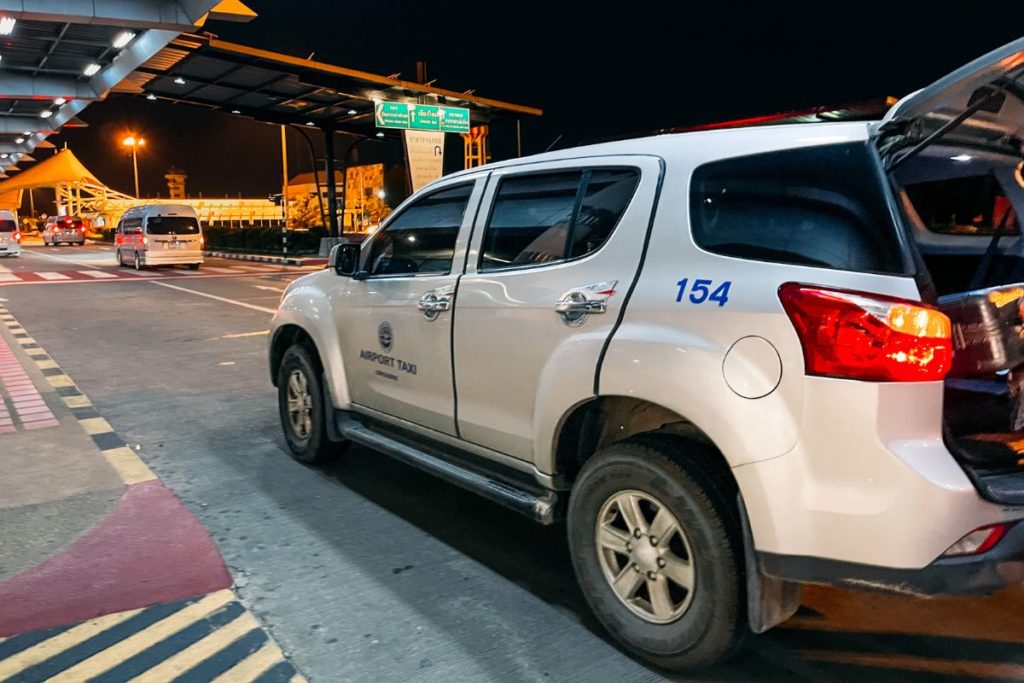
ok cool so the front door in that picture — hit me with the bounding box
[453,158,660,460]
[333,178,483,436]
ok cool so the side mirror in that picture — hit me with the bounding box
[332,242,364,278]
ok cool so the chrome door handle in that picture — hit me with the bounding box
[553,299,607,314]
[417,285,455,321]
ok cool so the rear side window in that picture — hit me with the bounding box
[0,220,15,232]
[480,168,639,271]
[904,173,1020,236]
[146,216,199,235]
[689,143,908,274]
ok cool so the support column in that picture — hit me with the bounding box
[323,127,339,238]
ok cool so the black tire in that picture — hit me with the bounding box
[134,251,142,271]
[567,434,746,670]
[117,249,126,267]
[277,344,340,464]
[187,263,200,270]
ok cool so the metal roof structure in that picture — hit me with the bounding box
[0,1,253,175]
[112,33,543,135]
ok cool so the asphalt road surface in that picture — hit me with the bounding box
[3,243,1023,682]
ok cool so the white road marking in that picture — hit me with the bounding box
[197,267,239,273]
[0,264,10,272]
[218,361,236,366]
[253,285,285,293]
[0,273,20,282]
[78,270,118,279]
[150,281,277,314]
[36,272,71,280]
[23,248,113,267]
[211,330,270,340]
[120,269,161,276]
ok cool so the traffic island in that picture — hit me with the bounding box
[0,306,304,680]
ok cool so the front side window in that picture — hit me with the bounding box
[480,168,639,271]
[690,143,908,274]
[366,184,472,276]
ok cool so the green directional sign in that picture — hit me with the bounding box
[375,101,471,133]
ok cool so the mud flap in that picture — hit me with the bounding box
[738,494,803,633]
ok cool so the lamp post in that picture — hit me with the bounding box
[122,135,145,198]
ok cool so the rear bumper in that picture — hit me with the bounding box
[0,243,19,254]
[46,234,84,243]
[144,251,203,265]
[760,520,1024,596]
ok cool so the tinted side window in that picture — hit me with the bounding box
[366,184,472,276]
[481,172,581,270]
[571,169,639,258]
[690,143,908,274]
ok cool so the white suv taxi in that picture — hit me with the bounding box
[270,39,1024,669]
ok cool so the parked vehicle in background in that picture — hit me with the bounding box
[42,215,86,246]
[115,204,204,271]
[0,210,20,257]
[270,37,1024,670]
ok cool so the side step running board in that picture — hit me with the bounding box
[336,414,561,524]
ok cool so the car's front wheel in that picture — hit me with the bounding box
[568,435,746,670]
[277,344,342,464]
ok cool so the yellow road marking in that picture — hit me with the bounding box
[291,674,308,683]
[45,590,235,683]
[128,611,260,683]
[34,359,58,370]
[24,348,47,357]
[45,375,73,388]
[62,395,92,409]
[214,330,269,340]
[0,609,143,679]
[16,337,35,345]
[210,641,284,683]
[102,447,157,485]
[78,417,113,435]
[801,650,1024,679]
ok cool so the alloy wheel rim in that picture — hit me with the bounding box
[286,369,313,440]
[595,489,696,624]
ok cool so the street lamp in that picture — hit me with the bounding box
[122,135,145,198]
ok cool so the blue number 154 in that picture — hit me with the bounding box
[676,278,731,307]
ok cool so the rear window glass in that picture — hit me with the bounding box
[0,220,15,232]
[146,216,200,235]
[690,142,908,274]
[904,174,1020,236]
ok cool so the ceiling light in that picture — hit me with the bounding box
[83,63,101,77]
[146,93,157,101]
[951,154,974,162]
[1,154,9,160]
[22,131,30,136]
[14,137,23,144]
[0,55,4,63]
[112,31,135,49]
[347,109,357,115]
[305,121,315,126]
[0,17,15,35]
[375,132,384,138]
[39,109,53,119]
[173,76,185,85]
[53,97,66,106]
[231,109,240,114]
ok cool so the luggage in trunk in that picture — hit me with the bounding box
[938,284,1024,377]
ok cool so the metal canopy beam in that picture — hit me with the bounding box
[0,0,215,31]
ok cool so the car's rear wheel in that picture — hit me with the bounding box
[567,435,746,670]
[134,251,143,271]
[117,249,126,267]
[277,344,342,464]
[187,263,200,270]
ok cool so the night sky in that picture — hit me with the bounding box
[49,2,1024,203]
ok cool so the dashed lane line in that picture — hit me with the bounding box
[149,281,277,314]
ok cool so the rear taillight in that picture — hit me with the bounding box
[778,283,952,382]
[942,522,1012,557]
[78,226,85,233]
[13,231,19,241]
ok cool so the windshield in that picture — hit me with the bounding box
[0,220,15,232]
[146,216,200,235]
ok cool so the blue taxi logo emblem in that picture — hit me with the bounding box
[378,321,393,352]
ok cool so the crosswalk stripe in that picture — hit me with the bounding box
[127,611,261,683]
[44,590,235,682]
[36,272,71,280]
[77,270,118,279]
[0,609,143,679]
[0,273,20,282]
[209,640,285,682]
[120,270,162,277]
[200,267,240,273]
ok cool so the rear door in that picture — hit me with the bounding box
[332,176,485,435]
[145,214,202,254]
[453,157,660,460]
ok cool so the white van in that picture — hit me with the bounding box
[115,204,204,270]
[0,210,19,257]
